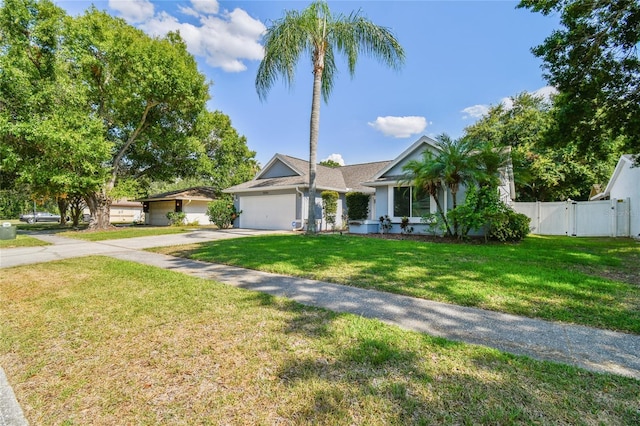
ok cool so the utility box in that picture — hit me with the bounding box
[0,222,16,240]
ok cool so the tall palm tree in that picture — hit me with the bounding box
[255,0,404,233]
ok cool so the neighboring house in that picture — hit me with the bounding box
[223,154,390,230]
[136,187,217,226]
[82,199,143,223]
[224,135,516,233]
[590,154,640,238]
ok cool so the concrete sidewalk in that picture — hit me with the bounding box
[1,229,639,424]
[112,249,640,380]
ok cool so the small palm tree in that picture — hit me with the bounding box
[256,0,404,233]
[432,134,478,235]
[472,140,511,190]
[402,150,453,236]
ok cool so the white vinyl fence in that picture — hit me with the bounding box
[512,199,630,237]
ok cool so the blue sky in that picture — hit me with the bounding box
[56,0,560,167]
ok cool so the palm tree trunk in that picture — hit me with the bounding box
[430,191,453,236]
[451,188,459,237]
[307,50,325,234]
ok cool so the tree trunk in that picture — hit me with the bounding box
[85,191,112,230]
[430,189,453,236]
[69,194,85,227]
[451,187,459,237]
[307,49,325,234]
[57,197,69,226]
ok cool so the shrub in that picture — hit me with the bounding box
[447,186,497,238]
[400,216,413,234]
[346,192,369,220]
[379,215,392,233]
[321,191,339,230]
[166,211,186,226]
[207,196,240,229]
[448,185,530,242]
[489,209,531,242]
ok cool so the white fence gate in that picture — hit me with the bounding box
[512,199,630,237]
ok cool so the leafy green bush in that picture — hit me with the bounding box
[447,185,530,242]
[207,197,240,229]
[346,192,369,220]
[321,191,339,229]
[166,211,186,226]
[489,209,531,242]
[400,216,413,234]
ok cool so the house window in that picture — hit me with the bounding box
[393,186,430,218]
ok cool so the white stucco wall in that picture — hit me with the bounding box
[609,162,640,237]
[183,201,212,225]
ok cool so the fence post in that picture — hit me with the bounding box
[568,199,577,236]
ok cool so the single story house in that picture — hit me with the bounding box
[590,154,639,238]
[223,154,390,230]
[82,199,143,223]
[136,187,217,226]
[224,136,516,233]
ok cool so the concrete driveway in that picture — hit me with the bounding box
[0,228,290,269]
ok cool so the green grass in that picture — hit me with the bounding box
[152,234,640,334]
[58,226,192,241]
[0,234,50,248]
[1,257,638,424]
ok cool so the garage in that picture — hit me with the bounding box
[239,193,296,230]
[147,201,174,226]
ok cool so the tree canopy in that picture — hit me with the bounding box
[319,159,341,168]
[0,0,110,206]
[464,93,616,201]
[256,0,404,233]
[519,0,640,159]
[1,0,256,227]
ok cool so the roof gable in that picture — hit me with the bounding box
[591,154,638,200]
[373,135,440,179]
[256,154,305,179]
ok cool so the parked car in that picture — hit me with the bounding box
[19,211,62,224]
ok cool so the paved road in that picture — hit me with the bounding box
[1,229,639,424]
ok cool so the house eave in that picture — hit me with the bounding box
[224,184,350,194]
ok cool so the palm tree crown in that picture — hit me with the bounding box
[256,0,404,233]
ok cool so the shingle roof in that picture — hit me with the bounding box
[224,155,390,194]
[340,161,392,192]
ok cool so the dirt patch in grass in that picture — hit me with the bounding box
[349,232,503,244]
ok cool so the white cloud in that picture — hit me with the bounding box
[368,116,427,138]
[461,105,490,120]
[499,97,514,110]
[111,0,265,73]
[191,0,219,15]
[322,154,345,166]
[532,85,558,102]
[108,0,155,23]
[462,85,559,120]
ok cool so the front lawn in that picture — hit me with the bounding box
[152,234,640,334]
[1,257,637,424]
[58,226,192,241]
[0,234,50,248]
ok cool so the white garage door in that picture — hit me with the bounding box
[239,194,296,230]
[148,201,174,226]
